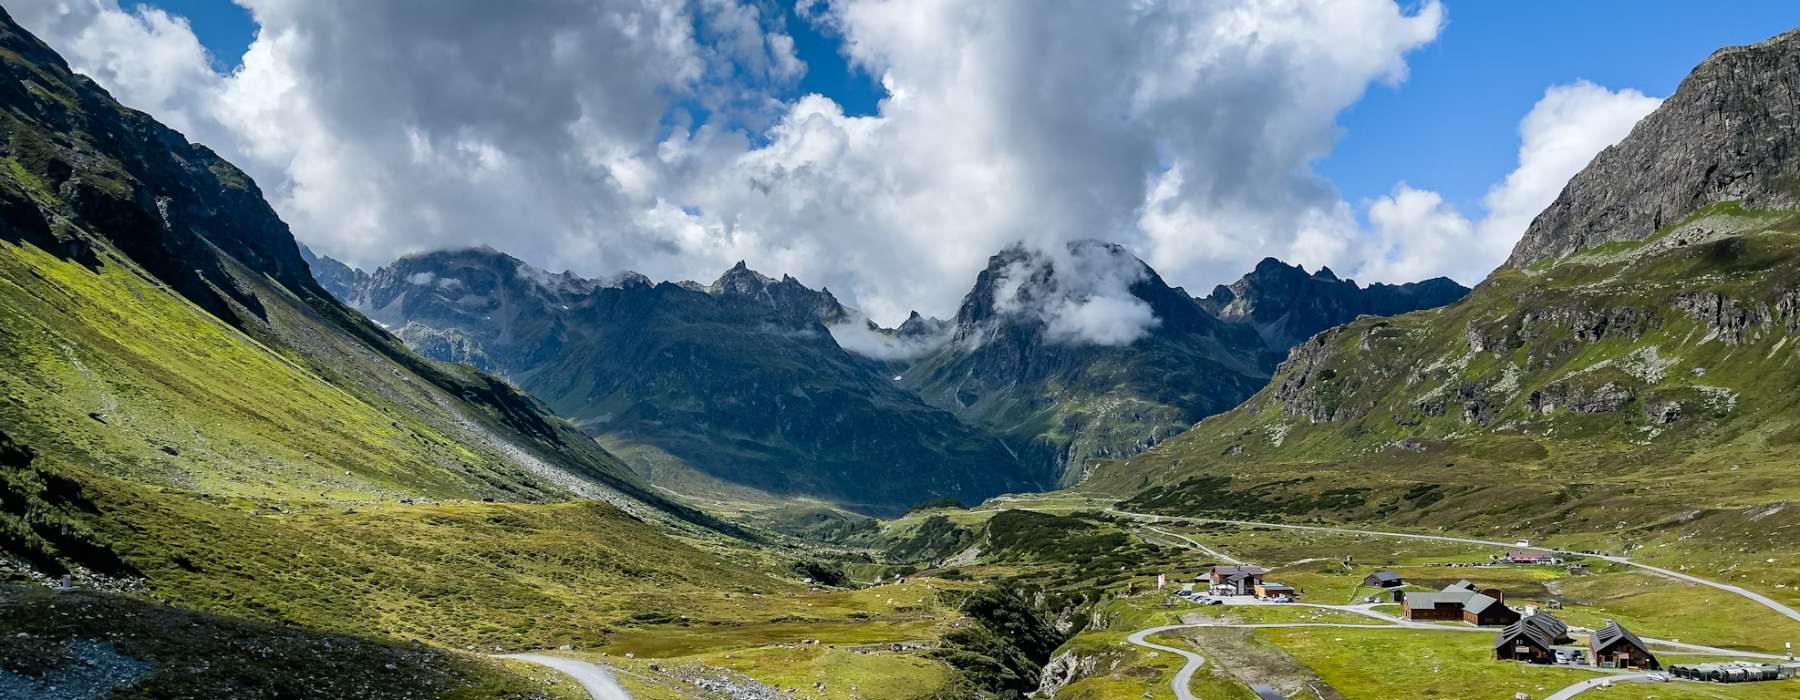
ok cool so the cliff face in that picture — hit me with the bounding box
[1508,28,1800,267]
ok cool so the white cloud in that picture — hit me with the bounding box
[7,0,226,141]
[825,319,949,361]
[24,0,1656,328]
[986,243,1160,346]
[1355,80,1661,284]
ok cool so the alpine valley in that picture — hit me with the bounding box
[3,4,1800,700]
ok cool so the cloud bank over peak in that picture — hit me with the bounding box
[10,1,1660,328]
[984,242,1160,347]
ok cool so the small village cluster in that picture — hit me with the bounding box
[1183,564,1800,683]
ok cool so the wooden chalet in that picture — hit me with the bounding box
[1401,582,1521,626]
[1591,620,1658,670]
[1362,570,1403,588]
[1208,565,1267,595]
[1493,613,1571,664]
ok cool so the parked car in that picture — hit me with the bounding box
[1203,599,1223,606]
[1645,674,1667,682]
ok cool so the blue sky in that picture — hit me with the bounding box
[1322,1,1800,214]
[142,0,1800,223]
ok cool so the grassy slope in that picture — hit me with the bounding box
[0,238,547,502]
[5,445,974,698]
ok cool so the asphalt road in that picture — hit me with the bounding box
[1542,672,1655,700]
[1124,625,1208,700]
[497,653,633,700]
[1144,524,1250,565]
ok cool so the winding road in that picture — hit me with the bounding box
[1143,524,1249,565]
[1107,508,1800,699]
[497,653,633,700]
[1126,625,1209,700]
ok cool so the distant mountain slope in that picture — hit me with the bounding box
[1198,257,1468,351]
[900,242,1277,485]
[332,247,1044,513]
[1089,26,1800,545]
[0,7,687,519]
[321,242,1469,502]
[899,243,1468,486]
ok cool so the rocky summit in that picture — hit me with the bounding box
[1198,257,1468,351]
[1507,27,1800,267]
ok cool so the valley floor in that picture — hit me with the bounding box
[982,498,1800,700]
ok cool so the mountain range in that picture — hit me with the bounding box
[309,240,1468,510]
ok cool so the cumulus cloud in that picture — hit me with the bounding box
[1356,81,1661,284]
[7,0,228,142]
[9,0,1466,329]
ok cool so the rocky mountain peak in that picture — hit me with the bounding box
[1199,257,1468,351]
[706,261,849,324]
[1507,26,1800,267]
[299,244,370,302]
[950,240,1181,334]
[895,310,949,340]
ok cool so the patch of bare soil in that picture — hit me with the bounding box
[1181,628,1347,700]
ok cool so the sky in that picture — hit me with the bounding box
[10,0,1800,343]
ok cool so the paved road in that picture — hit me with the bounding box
[1125,625,1207,700]
[497,653,633,700]
[1108,508,1800,625]
[1143,524,1250,565]
[1542,673,1655,700]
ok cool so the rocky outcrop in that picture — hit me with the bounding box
[1508,28,1800,266]
[1675,291,1774,344]
[1035,650,1106,698]
[395,322,495,373]
[1527,382,1634,415]
[1272,328,1347,423]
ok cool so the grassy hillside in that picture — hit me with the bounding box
[1087,204,1800,569]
